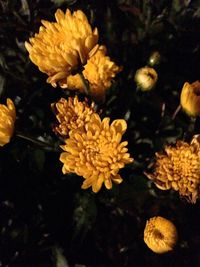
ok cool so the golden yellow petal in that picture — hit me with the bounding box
[112,174,123,184]
[92,176,104,193]
[111,119,127,134]
[104,178,112,189]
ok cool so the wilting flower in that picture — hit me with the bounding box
[60,113,133,192]
[52,96,95,137]
[144,216,178,254]
[180,81,200,116]
[61,46,122,101]
[145,135,200,203]
[0,99,16,147]
[25,9,99,87]
[134,66,158,91]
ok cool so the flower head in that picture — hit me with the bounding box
[61,46,122,101]
[144,216,178,254]
[134,66,158,91]
[0,99,16,147]
[25,9,99,87]
[180,81,200,116]
[53,96,95,137]
[60,113,133,192]
[145,135,200,203]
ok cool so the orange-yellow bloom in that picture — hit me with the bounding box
[52,96,95,137]
[60,113,133,192]
[0,99,16,147]
[144,216,178,254]
[145,135,200,203]
[180,81,200,116]
[61,46,122,101]
[25,9,99,87]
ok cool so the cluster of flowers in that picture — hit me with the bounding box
[0,8,200,198]
[0,9,133,193]
[0,7,200,255]
[25,9,122,102]
[53,96,133,192]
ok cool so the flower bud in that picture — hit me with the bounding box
[148,51,161,66]
[180,81,200,116]
[144,216,178,254]
[134,67,158,91]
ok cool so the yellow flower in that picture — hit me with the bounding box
[52,96,95,137]
[25,9,99,87]
[144,216,178,254]
[60,113,133,192]
[180,81,200,116]
[145,135,200,203]
[61,46,122,101]
[134,66,158,91]
[0,99,16,147]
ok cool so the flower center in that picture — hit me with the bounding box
[154,229,164,240]
[193,87,200,96]
[147,71,156,80]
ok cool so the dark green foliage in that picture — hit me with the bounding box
[0,0,200,266]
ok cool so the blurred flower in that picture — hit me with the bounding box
[144,216,178,254]
[61,46,122,101]
[60,113,133,192]
[180,81,200,116]
[0,99,16,147]
[145,135,200,203]
[134,66,158,91]
[25,9,99,87]
[148,51,161,66]
[52,96,95,137]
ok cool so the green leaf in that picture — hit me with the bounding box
[50,0,77,7]
[0,74,6,96]
[54,247,69,267]
[72,192,96,239]
[33,149,45,171]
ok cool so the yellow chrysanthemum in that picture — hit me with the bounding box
[144,216,178,254]
[60,113,133,192]
[134,66,158,91]
[52,96,95,137]
[61,46,122,101]
[0,99,16,147]
[180,81,200,116]
[25,9,99,87]
[146,135,200,203]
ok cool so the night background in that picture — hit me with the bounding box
[0,0,200,266]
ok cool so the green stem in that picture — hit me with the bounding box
[13,11,27,26]
[16,132,59,152]
[79,72,90,95]
[172,104,181,120]
[188,117,197,134]
[143,0,152,36]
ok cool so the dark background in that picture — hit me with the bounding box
[0,0,200,266]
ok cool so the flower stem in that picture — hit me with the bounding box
[172,104,181,120]
[79,72,90,95]
[188,117,197,134]
[16,132,59,152]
